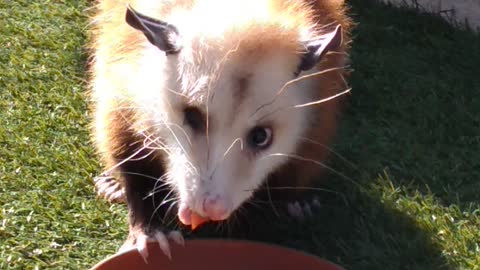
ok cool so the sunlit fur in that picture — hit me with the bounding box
[88,0,353,219]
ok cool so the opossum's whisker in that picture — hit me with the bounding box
[250,186,348,205]
[160,97,196,168]
[172,152,198,178]
[251,65,349,118]
[149,121,193,146]
[140,139,173,158]
[168,122,193,146]
[256,186,339,193]
[142,134,175,156]
[214,39,242,82]
[144,142,174,154]
[127,149,156,161]
[150,184,175,206]
[145,186,173,200]
[149,189,177,225]
[256,87,351,122]
[164,200,180,227]
[166,87,189,98]
[235,204,249,218]
[102,140,155,175]
[209,37,243,100]
[245,200,264,209]
[209,137,243,182]
[119,171,166,183]
[226,212,238,236]
[154,194,177,210]
[223,138,244,157]
[265,180,279,217]
[293,88,351,108]
[150,173,174,197]
[325,50,349,57]
[149,187,175,213]
[204,40,243,169]
[260,153,361,188]
[99,112,166,167]
[161,119,199,176]
[214,220,224,234]
[298,136,359,170]
[155,172,174,186]
[105,106,143,113]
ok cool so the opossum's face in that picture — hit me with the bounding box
[126,6,342,224]
[168,48,313,223]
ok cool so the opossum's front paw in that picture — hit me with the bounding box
[93,172,125,203]
[286,196,321,221]
[119,228,184,262]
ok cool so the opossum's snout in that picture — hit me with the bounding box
[178,193,232,226]
[201,194,231,220]
[174,152,252,226]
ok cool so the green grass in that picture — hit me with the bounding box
[1,0,479,269]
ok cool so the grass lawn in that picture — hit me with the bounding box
[1,0,479,269]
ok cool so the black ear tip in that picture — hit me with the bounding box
[122,4,182,54]
[296,23,345,73]
[125,3,134,17]
[125,4,139,28]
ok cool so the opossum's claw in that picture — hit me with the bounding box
[153,231,171,260]
[168,230,185,247]
[287,196,321,221]
[93,173,126,203]
[119,229,184,263]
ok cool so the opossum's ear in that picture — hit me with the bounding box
[297,24,343,73]
[125,4,182,54]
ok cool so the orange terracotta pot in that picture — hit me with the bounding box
[90,239,345,270]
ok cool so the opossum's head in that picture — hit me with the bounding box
[126,4,343,225]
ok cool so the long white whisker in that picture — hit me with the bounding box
[298,136,358,170]
[265,180,279,217]
[208,137,243,181]
[139,121,192,147]
[102,140,154,175]
[293,88,351,108]
[166,87,189,98]
[161,119,199,176]
[223,137,243,158]
[260,153,361,188]
[150,173,174,196]
[164,200,180,227]
[127,148,156,161]
[257,87,351,122]
[149,189,176,224]
[247,186,348,205]
[251,65,349,118]
[142,135,175,156]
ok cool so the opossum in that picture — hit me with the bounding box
[87,0,352,261]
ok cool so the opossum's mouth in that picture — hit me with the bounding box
[177,200,231,230]
[177,203,210,230]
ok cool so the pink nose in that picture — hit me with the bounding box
[203,195,229,221]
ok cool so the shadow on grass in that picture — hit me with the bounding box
[183,1,480,269]
[339,0,480,207]
[186,179,452,270]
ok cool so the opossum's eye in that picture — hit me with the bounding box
[247,126,273,150]
[296,24,343,74]
[183,106,205,132]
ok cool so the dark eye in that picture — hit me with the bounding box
[247,126,273,150]
[183,106,204,132]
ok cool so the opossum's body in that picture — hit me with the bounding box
[88,0,352,260]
